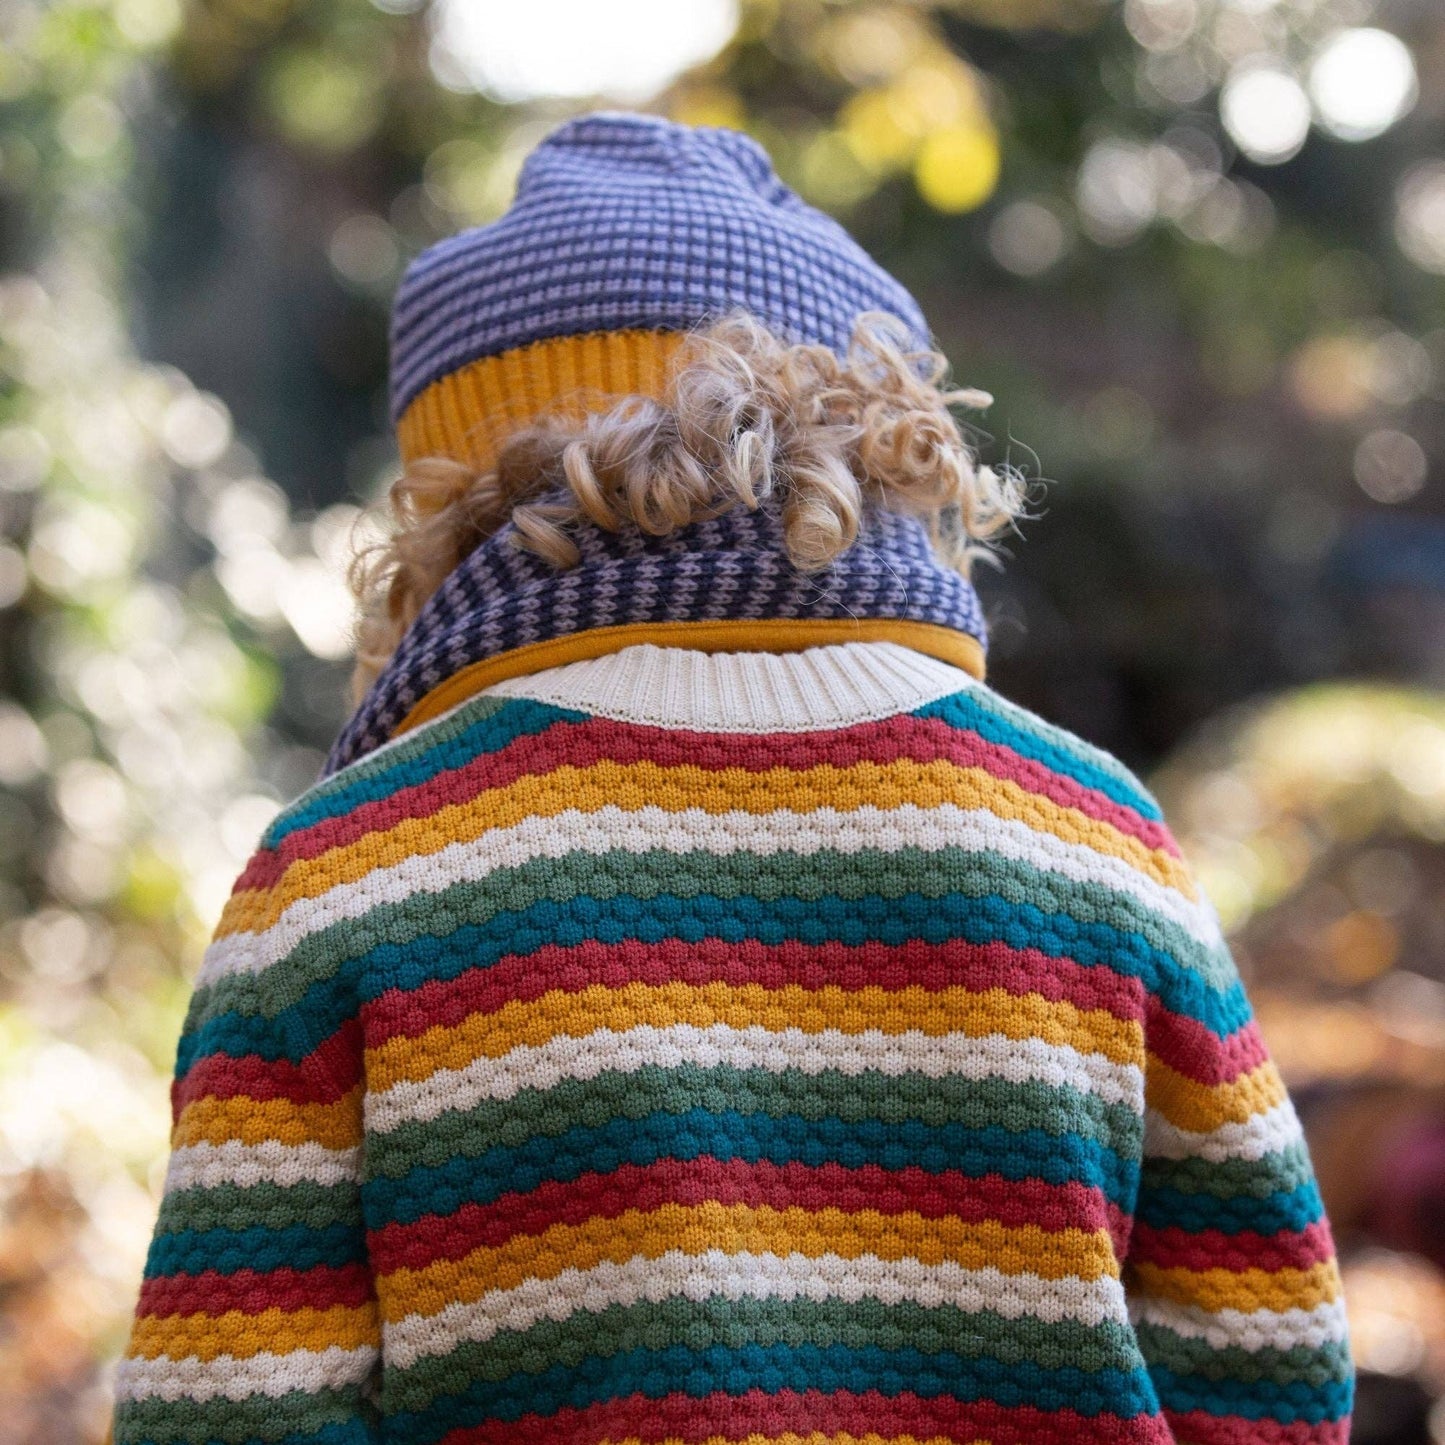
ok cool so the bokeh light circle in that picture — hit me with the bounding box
[1395,162,1445,274]
[429,0,739,102]
[1310,28,1418,142]
[1354,429,1428,504]
[1220,65,1311,165]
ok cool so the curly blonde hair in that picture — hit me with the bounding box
[350,312,1025,700]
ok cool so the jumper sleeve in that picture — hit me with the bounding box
[112,847,382,1445]
[1124,845,1353,1445]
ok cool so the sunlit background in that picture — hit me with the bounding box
[1,0,1443,1440]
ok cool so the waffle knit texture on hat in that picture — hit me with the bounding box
[389,111,930,470]
[114,639,1353,1445]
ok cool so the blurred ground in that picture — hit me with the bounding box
[0,1,1443,1441]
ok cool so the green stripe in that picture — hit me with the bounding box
[365,1065,1143,1178]
[1141,1143,1314,1200]
[199,842,1225,1022]
[152,1178,361,1237]
[114,1384,374,1444]
[385,1296,1143,1414]
[1134,1322,1353,1387]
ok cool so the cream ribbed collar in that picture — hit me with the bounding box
[481,640,976,734]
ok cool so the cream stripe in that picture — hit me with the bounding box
[1131,1294,1349,1353]
[200,801,1215,987]
[163,1139,362,1194]
[382,1248,1131,1368]
[365,1021,1144,1134]
[1143,1098,1303,1163]
[115,1344,376,1403]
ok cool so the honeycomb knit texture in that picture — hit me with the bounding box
[115,642,1352,1445]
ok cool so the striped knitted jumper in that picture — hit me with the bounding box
[114,640,1352,1445]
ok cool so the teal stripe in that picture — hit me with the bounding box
[363,1110,1138,1225]
[1152,1362,1351,1421]
[1138,1177,1324,1236]
[144,1219,364,1278]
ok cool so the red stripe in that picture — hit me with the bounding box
[363,936,1146,1046]
[368,1162,1129,1275]
[172,1018,361,1111]
[1146,1006,1269,1087]
[1129,1219,1336,1274]
[1165,1411,1350,1445]
[136,1263,374,1318]
[436,1389,1175,1445]
[237,713,1176,892]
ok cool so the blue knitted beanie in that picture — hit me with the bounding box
[389,112,930,467]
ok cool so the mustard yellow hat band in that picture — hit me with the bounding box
[395,329,687,471]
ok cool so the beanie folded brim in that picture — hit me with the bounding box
[396,328,686,470]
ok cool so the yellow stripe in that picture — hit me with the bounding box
[172,1091,363,1151]
[128,1303,378,1362]
[396,329,686,470]
[364,981,1144,1091]
[1130,1258,1341,1314]
[1145,1057,1288,1133]
[378,1203,1118,1321]
[391,619,987,745]
[217,755,1189,937]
